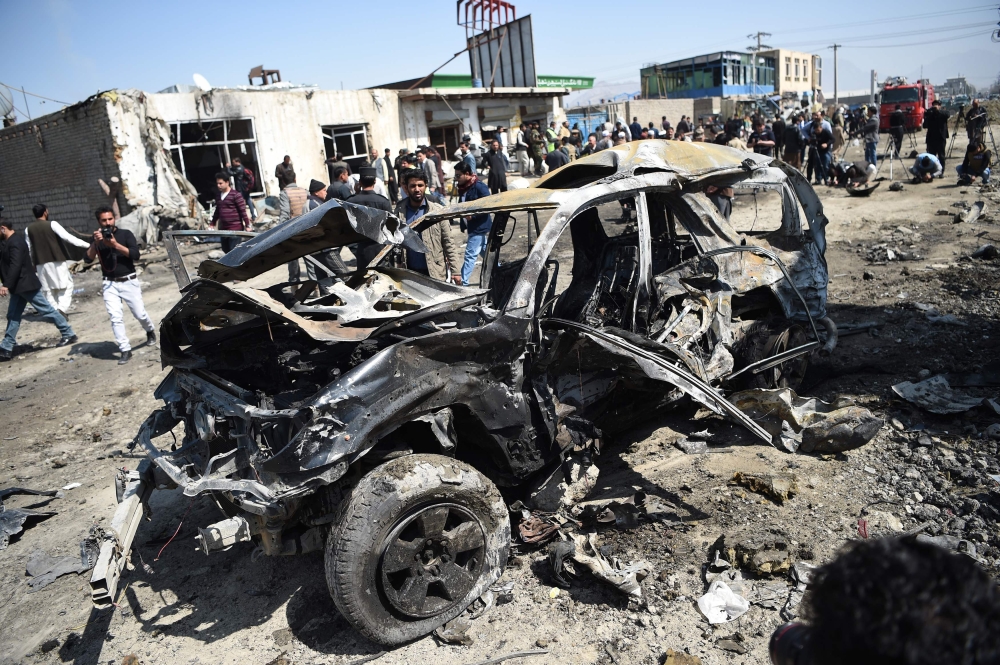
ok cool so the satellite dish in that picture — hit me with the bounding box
[0,86,14,118]
[193,74,212,92]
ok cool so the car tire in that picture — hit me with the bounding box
[325,454,510,645]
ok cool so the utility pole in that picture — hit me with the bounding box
[828,44,841,108]
[746,32,772,114]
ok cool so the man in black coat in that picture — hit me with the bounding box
[483,139,508,194]
[0,216,76,360]
[922,99,950,170]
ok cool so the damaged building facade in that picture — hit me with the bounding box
[0,83,569,233]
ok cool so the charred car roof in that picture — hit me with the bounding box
[198,198,425,283]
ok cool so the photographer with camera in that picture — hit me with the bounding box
[86,206,155,365]
[769,537,1000,665]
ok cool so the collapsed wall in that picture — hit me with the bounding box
[0,90,205,235]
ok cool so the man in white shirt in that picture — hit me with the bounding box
[25,204,90,314]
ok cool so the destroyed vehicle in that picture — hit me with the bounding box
[92,140,836,645]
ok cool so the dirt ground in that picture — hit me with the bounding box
[2,128,999,665]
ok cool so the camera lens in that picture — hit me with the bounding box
[769,622,811,665]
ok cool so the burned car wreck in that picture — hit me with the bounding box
[91,140,837,644]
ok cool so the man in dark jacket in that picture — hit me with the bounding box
[227,157,257,220]
[302,179,349,293]
[454,162,492,286]
[922,99,950,170]
[484,139,508,194]
[0,216,77,360]
[544,146,569,172]
[772,115,786,158]
[275,155,295,190]
[889,105,906,158]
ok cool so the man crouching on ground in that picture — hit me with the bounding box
[86,206,155,365]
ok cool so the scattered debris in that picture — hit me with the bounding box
[122,655,141,665]
[518,513,560,545]
[955,201,987,224]
[674,439,709,454]
[731,388,883,453]
[697,581,750,624]
[731,472,798,504]
[971,244,999,260]
[0,487,58,550]
[26,538,98,592]
[915,534,986,564]
[434,615,474,646]
[892,375,991,414]
[551,533,651,597]
[716,634,748,654]
[710,534,794,577]
[663,650,702,665]
[527,454,600,512]
[466,650,550,665]
[888,181,904,191]
[61,482,82,491]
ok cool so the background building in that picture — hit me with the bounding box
[758,49,822,98]
[640,52,776,99]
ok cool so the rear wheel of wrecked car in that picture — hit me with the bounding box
[325,454,510,645]
[734,321,809,391]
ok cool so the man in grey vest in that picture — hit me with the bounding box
[26,204,90,314]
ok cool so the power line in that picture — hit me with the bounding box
[0,82,71,106]
[845,28,996,49]
[780,20,997,48]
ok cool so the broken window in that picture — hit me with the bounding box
[545,195,646,333]
[322,125,370,176]
[167,118,263,206]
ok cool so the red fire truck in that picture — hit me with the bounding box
[879,77,935,131]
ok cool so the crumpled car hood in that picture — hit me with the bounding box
[197,198,426,282]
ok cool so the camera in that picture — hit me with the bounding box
[769,622,812,665]
[100,227,113,240]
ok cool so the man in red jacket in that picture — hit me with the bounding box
[210,171,251,254]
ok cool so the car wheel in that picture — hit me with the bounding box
[325,454,510,645]
[734,321,809,392]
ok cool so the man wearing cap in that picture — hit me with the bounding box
[596,130,613,152]
[278,176,309,282]
[298,179,348,292]
[922,99,950,172]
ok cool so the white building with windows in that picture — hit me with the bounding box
[0,82,568,232]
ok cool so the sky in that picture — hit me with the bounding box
[1,0,998,119]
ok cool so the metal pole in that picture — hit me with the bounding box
[829,44,841,108]
[20,86,31,121]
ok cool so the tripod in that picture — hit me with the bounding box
[873,131,908,182]
[947,107,966,159]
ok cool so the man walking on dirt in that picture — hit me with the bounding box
[87,206,155,365]
[0,214,77,361]
[26,203,90,314]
